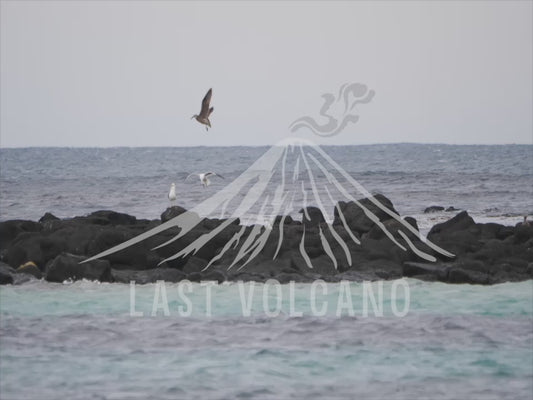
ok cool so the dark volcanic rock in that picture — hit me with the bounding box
[403,261,449,281]
[358,236,407,264]
[202,269,227,283]
[5,232,46,270]
[404,216,419,231]
[16,261,42,279]
[273,215,293,226]
[0,262,37,285]
[426,211,481,257]
[489,261,532,283]
[84,210,137,226]
[86,227,159,270]
[111,268,186,284]
[161,206,188,223]
[151,217,241,268]
[45,253,112,283]
[264,224,304,258]
[307,254,338,276]
[46,223,102,256]
[39,236,68,267]
[355,259,403,280]
[2,198,532,285]
[477,223,507,241]
[274,272,313,284]
[513,223,533,244]
[187,272,203,282]
[0,263,15,284]
[228,272,268,282]
[447,267,489,285]
[470,239,509,262]
[240,258,292,278]
[410,211,533,283]
[428,211,476,236]
[182,257,207,274]
[365,218,420,242]
[424,206,445,213]
[39,212,60,223]
[299,206,326,228]
[334,193,398,235]
[0,220,42,249]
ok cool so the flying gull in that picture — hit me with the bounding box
[191,88,214,131]
[186,172,224,188]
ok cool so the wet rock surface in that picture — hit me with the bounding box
[1,196,531,285]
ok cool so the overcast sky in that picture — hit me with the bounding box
[1,1,531,147]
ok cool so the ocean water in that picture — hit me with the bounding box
[1,279,532,399]
[0,144,532,231]
[1,144,532,399]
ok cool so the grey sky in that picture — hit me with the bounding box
[1,1,531,147]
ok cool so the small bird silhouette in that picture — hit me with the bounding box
[168,183,176,202]
[191,88,214,131]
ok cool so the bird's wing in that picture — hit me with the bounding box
[200,88,212,117]
[206,172,224,179]
[208,107,214,116]
[185,173,198,181]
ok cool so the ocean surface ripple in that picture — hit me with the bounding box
[1,145,531,229]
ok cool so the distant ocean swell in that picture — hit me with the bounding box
[0,144,531,225]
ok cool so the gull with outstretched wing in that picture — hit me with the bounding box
[186,172,224,188]
[191,88,214,131]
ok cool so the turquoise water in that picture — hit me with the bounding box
[1,279,532,399]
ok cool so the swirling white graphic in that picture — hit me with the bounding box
[289,83,375,137]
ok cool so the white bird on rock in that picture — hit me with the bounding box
[168,183,177,202]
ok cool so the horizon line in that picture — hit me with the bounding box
[1,141,531,150]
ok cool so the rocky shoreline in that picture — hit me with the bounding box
[1,194,532,285]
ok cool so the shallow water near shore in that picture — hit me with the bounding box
[1,279,532,399]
